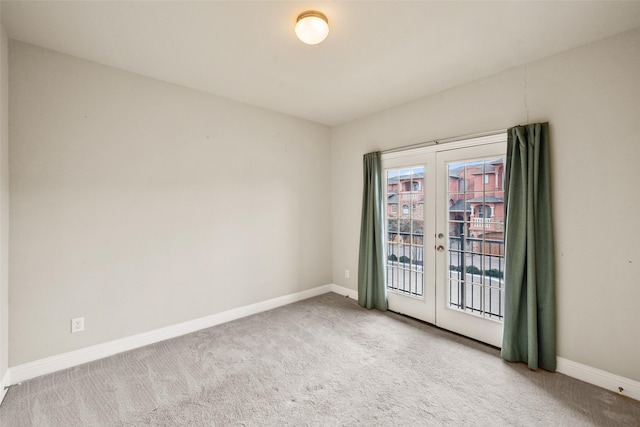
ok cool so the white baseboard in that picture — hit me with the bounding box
[0,368,10,406]
[556,357,640,401]
[11,284,635,404]
[9,283,342,384]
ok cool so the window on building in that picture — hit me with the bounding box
[476,205,492,218]
[402,204,409,215]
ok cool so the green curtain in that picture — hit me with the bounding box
[358,152,388,311]
[501,123,556,371]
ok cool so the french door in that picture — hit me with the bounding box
[383,134,506,347]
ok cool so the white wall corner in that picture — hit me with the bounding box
[557,357,640,402]
[330,283,358,300]
[8,284,336,384]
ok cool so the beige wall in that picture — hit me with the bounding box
[332,28,640,381]
[0,10,9,384]
[6,25,640,384]
[9,41,332,365]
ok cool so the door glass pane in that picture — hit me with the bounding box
[385,166,424,297]
[446,158,505,320]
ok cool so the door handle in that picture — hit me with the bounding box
[436,245,445,252]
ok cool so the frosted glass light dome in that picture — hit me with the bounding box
[295,11,329,45]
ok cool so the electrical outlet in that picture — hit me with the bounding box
[345,269,350,278]
[71,317,85,334]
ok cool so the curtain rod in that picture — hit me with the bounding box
[381,128,509,154]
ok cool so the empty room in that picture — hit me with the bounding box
[0,1,639,425]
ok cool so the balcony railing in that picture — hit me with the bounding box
[385,234,505,320]
[469,217,504,232]
[448,236,504,320]
[472,217,491,226]
[386,239,424,298]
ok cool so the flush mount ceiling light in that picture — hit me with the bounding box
[295,10,329,45]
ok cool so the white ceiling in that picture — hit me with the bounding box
[2,1,640,126]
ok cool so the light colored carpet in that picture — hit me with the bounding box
[1,292,639,426]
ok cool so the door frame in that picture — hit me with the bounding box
[382,133,507,347]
